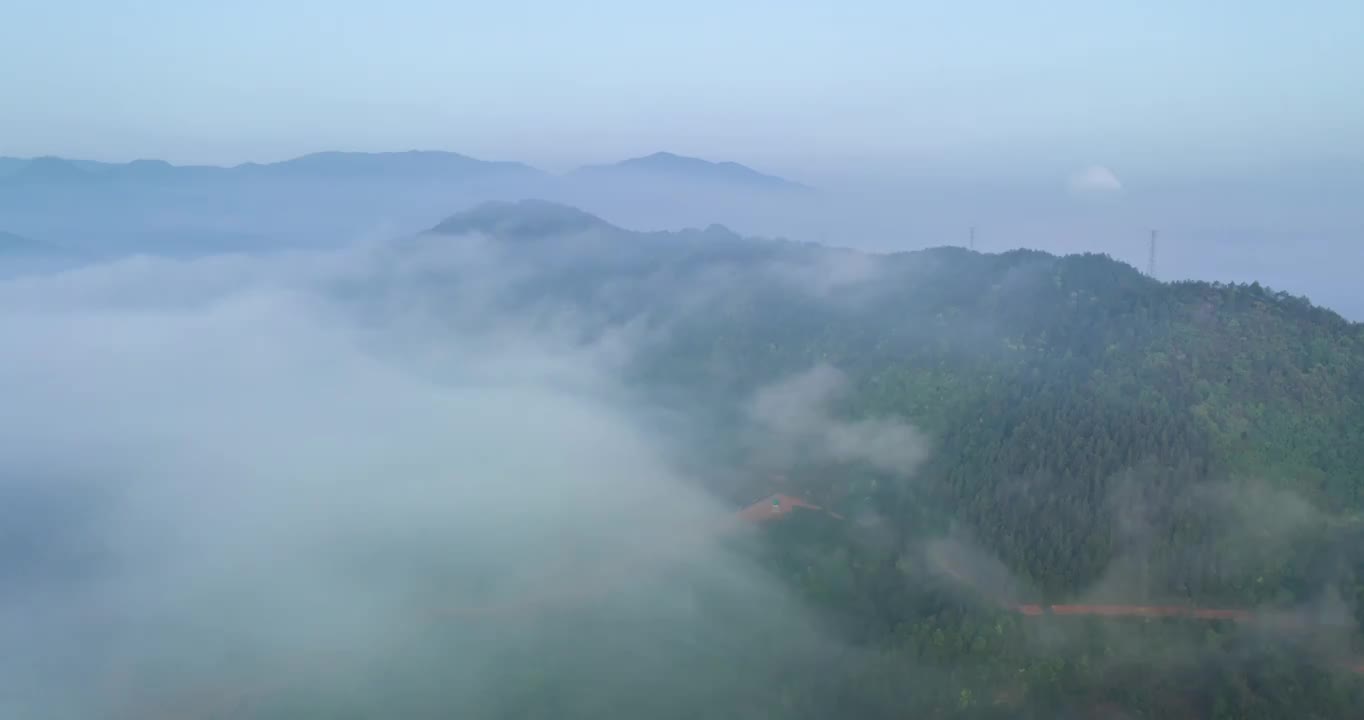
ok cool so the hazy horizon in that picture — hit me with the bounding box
[6,2,1361,308]
[5,1,1363,182]
[4,5,1364,715]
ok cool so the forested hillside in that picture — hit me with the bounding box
[415,202,1364,718]
[57,201,1364,719]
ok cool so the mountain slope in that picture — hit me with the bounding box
[411,201,1364,716]
[426,201,1364,592]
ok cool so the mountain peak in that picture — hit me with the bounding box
[127,158,173,168]
[574,152,809,190]
[257,150,539,178]
[11,156,95,183]
[119,158,181,178]
[430,199,616,238]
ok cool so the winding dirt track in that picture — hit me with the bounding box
[1015,603,1254,621]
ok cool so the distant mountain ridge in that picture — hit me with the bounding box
[0,150,807,189]
[238,150,540,179]
[571,151,809,190]
[0,150,543,184]
[9,157,99,183]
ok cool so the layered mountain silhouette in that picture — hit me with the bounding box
[237,150,540,180]
[571,151,808,190]
[0,150,807,189]
[0,150,543,184]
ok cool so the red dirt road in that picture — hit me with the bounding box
[1015,604,1253,621]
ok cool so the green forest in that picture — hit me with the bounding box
[638,244,1364,718]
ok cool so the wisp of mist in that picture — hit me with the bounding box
[0,238,838,718]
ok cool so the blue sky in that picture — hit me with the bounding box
[2,0,1362,183]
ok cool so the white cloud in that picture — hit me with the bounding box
[747,364,929,475]
[0,242,832,717]
[1067,165,1124,195]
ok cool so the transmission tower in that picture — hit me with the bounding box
[969,226,976,251]
[1147,229,1158,277]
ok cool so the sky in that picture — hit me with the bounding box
[3,0,1362,183]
